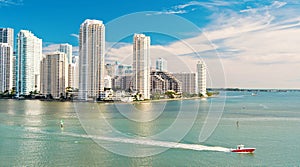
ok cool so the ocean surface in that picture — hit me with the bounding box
[1,91,300,166]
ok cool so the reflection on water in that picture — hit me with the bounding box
[114,101,166,122]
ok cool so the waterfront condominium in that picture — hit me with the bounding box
[40,52,68,98]
[0,28,14,92]
[133,34,151,99]
[0,43,13,92]
[196,60,207,97]
[0,28,14,47]
[16,30,42,95]
[79,19,105,100]
[72,56,79,89]
[59,43,72,64]
[156,57,167,72]
[172,72,197,94]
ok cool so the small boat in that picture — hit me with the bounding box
[60,120,64,129]
[251,93,257,96]
[231,144,255,153]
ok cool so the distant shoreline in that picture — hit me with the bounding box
[1,88,299,103]
[207,88,300,92]
[0,96,211,103]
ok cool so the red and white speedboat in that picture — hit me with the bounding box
[231,145,256,153]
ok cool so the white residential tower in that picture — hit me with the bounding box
[133,34,151,99]
[196,60,207,97]
[16,30,42,95]
[79,19,105,100]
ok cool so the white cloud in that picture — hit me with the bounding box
[43,43,79,57]
[271,1,287,8]
[0,0,22,6]
[175,0,239,10]
[240,1,287,14]
[106,1,300,88]
[70,33,79,39]
[42,44,60,55]
[147,10,188,16]
[151,0,240,15]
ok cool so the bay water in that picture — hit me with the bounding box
[1,91,300,166]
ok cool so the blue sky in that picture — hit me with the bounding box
[1,0,300,89]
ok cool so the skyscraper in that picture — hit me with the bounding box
[73,56,79,89]
[156,57,167,72]
[197,60,207,97]
[0,28,14,92]
[133,34,151,99]
[79,19,105,100]
[0,43,13,92]
[0,28,14,47]
[68,63,75,89]
[16,30,42,95]
[40,52,68,98]
[59,43,72,64]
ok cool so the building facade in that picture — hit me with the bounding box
[112,75,133,91]
[72,56,79,89]
[0,43,13,92]
[0,28,14,48]
[133,34,151,99]
[59,43,72,64]
[150,71,182,94]
[196,60,207,96]
[156,57,167,72]
[68,63,75,89]
[79,19,105,100]
[172,72,197,94]
[40,52,68,98]
[105,61,133,78]
[16,30,42,95]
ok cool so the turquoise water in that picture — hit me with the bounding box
[1,91,300,166]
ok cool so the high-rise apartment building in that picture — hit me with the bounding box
[172,72,197,94]
[156,57,167,72]
[150,71,181,94]
[0,28,14,92]
[197,60,207,97]
[59,43,72,64]
[73,56,79,89]
[16,30,42,95]
[0,28,14,47]
[79,19,105,100]
[133,34,151,99]
[68,63,75,89]
[0,43,13,92]
[40,52,68,98]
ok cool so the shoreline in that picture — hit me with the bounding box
[0,96,213,104]
[2,88,298,103]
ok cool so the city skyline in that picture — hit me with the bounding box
[1,0,300,89]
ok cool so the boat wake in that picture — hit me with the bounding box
[22,127,230,153]
[0,124,230,153]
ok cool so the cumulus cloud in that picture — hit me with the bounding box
[106,1,300,88]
